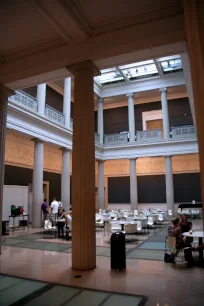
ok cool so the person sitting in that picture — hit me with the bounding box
[180,215,193,243]
[168,217,194,266]
[56,209,66,238]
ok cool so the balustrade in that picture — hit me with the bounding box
[104,133,129,145]
[136,129,163,142]
[9,90,38,113]
[95,133,100,143]
[171,125,196,139]
[45,105,65,126]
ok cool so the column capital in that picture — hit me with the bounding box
[164,155,173,158]
[31,138,44,144]
[67,60,100,76]
[126,93,134,98]
[59,147,71,152]
[159,88,168,93]
[129,157,138,161]
[98,97,104,104]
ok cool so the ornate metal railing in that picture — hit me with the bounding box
[45,105,65,126]
[104,133,129,145]
[136,129,163,142]
[171,125,196,139]
[95,133,100,143]
[9,90,38,113]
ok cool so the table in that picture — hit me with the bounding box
[111,221,137,231]
[9,214,29,232]
[183,231,204,262]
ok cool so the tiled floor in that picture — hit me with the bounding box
[0,274,146,306]
[0,220,203,306]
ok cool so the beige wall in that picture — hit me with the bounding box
[5,132,200,177]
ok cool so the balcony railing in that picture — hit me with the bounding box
[136,129,163,143]
[45,105,65,126]
[104,133,129,145]
[171,125,196,140]
[9,90,38,113]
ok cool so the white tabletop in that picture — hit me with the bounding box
[182,231,204,238]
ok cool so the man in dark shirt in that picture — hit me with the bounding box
[41,199,49,222]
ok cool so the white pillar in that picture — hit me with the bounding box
[181,53,197,133]
[98,160,105,209]
[97,98,104,144]
[32,139,44,228]
[37,83,46,116]
[127,93,135,142]
[61,148,71,213]
[160,88,170,140]
[165,156,174,214]
[130,158,138,210]
[63,77,71,128]
[0,87,12,253]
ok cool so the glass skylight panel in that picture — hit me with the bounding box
[100,67,116,73]
[122,63,158,80]
[119,59,154,70]
[160,58,182,73]
[95,71,124,85]
[157,55,180,62]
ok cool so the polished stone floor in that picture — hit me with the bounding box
[0,220,203,306]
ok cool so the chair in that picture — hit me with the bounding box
[147,216,154,232]
[43,220,57,239]
[166,236,190,268]
[134,210,138,216]
[96,214,104,229]
[124,224,137,242]
[156,213,165,227]
[191,209,201,219]
[135,221,143,235]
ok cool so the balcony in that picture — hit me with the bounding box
[171,125,196,140]
[9,90,38,113]
[136,129,163,143]
[104,133,129,146]
[45,105,65,126]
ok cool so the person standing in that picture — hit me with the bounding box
[41,199,49,224]
[51,197,59,221]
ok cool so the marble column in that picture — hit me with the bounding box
[180,54,197,133]
[37,83,46,116]
[127,93,135,142]
[160,88,170,140]
[61,148,70,213]
[97,98,104,144]
[184,0,204,225]
[165,156,174,214]
[98,160,104,209]
[0,87,13,253]
[130,158,138,210]
[68,61,99,270]
[63,77,71,128]
[32,139,44,228]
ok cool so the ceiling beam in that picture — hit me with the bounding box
[116,67,130,83]
[153,59,164,77]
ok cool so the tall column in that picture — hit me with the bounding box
[61,148,70,213]
[37,83,46,116]
[165,156,174,214]
[68,61,99,270]
[97,98,104,144]
[32,139,44,228]
[63,77,71,128]
[129,158,138,210]
[180,54,197,133]
[160,88,170,140]
[98,160,104,209]
[127,93,135,142]
[0,87,13,254]
[184,0,204,225]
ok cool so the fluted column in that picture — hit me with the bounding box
[130,158,138,210]
[68,61,99,270]
[127,93,135,142]
[32,139,44,228]
[97,98,104,144]
[98,160,104,209]
[37,84,46,116]
[0,87,13,254]
[63,77,71,128]
[61,148,70,213]
[160,88,170,140]
[165,156,174,214]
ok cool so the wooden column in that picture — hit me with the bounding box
[184,0,204,226]
[68,61,100,270]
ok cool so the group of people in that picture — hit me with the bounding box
[168,214,202,266]
[41,197,72,239]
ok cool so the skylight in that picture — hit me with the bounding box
[94,55,183,86]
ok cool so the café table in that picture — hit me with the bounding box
[111,220,137,231]
[183,231,204,262]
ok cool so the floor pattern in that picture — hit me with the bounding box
[0,274,147,306]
